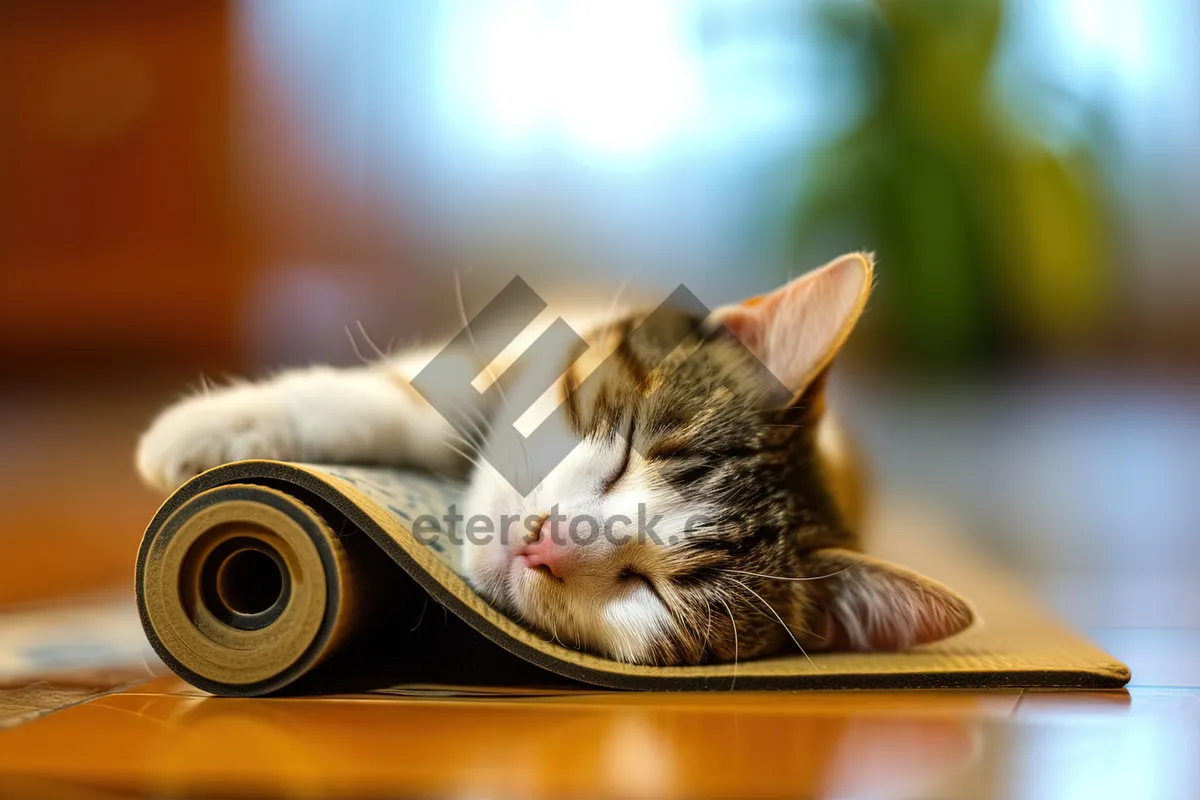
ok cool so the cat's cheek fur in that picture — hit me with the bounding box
[599,581,681,663]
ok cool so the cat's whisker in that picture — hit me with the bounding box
[445,431,484,458]
[463,404,495,441]
[460,398,493,428]
[510,428,536,496]
[698,597,715,658]
[444,425,480,447]
[663,591,703,653]
[455,417,484,447]
[726,577,819,671]
[449,408,487,446]
[725,566,857,582]
[355,320,389,361]
[454,268,511,411]
[409,595,429,632]
[603,278,631,326]
[344,326,374,366]
[547,618,567,649]
[441,397,495,453]
[715,595,739,690]
[441,440,488,474]
[746,381,783,411]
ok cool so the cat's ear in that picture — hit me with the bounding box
[800,547,975,651]
[712,252,874,395]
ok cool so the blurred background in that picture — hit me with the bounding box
[1,1,1197,680]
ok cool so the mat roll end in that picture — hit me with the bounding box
[137,482,360,696]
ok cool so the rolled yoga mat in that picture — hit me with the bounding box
[136,461,1131,697]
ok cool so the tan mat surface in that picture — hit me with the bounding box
[135,461,1129,696]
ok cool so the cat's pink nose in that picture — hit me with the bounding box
[520,535,566,578]
[517,517,571,579]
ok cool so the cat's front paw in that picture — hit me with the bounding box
[136,389,297,492]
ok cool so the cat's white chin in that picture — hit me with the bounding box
[501,556,673,665]
[460,513,676,665]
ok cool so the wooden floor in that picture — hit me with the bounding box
[0,379,1197,799]
[2,678,1196,799]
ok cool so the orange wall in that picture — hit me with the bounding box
[0,2,249,373]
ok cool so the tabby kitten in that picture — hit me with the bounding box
[137,253,973,666]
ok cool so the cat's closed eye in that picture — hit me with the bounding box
[600,420,635,493]
[616,565,652,586]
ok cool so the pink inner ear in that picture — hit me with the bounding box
[835,566,975,652]
[715,307,762,353]
[807,547,974,652]
[712,253,872,394]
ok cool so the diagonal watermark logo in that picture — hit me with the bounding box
[411,278,786,496]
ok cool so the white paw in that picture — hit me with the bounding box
[136,388,297,492]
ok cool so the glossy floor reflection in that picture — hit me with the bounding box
[7,677,1194,799]
[0,681,1142,796]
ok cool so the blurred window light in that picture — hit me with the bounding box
[993,0,1200,312]
[237,0,1200,302]
[237,0,831,293]
[241,0,820,170]
[434,0,705,162]
[997,0,1199,171]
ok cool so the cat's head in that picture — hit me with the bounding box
[461,253,973,665]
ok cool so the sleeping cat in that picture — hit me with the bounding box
[136,253,973,666]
